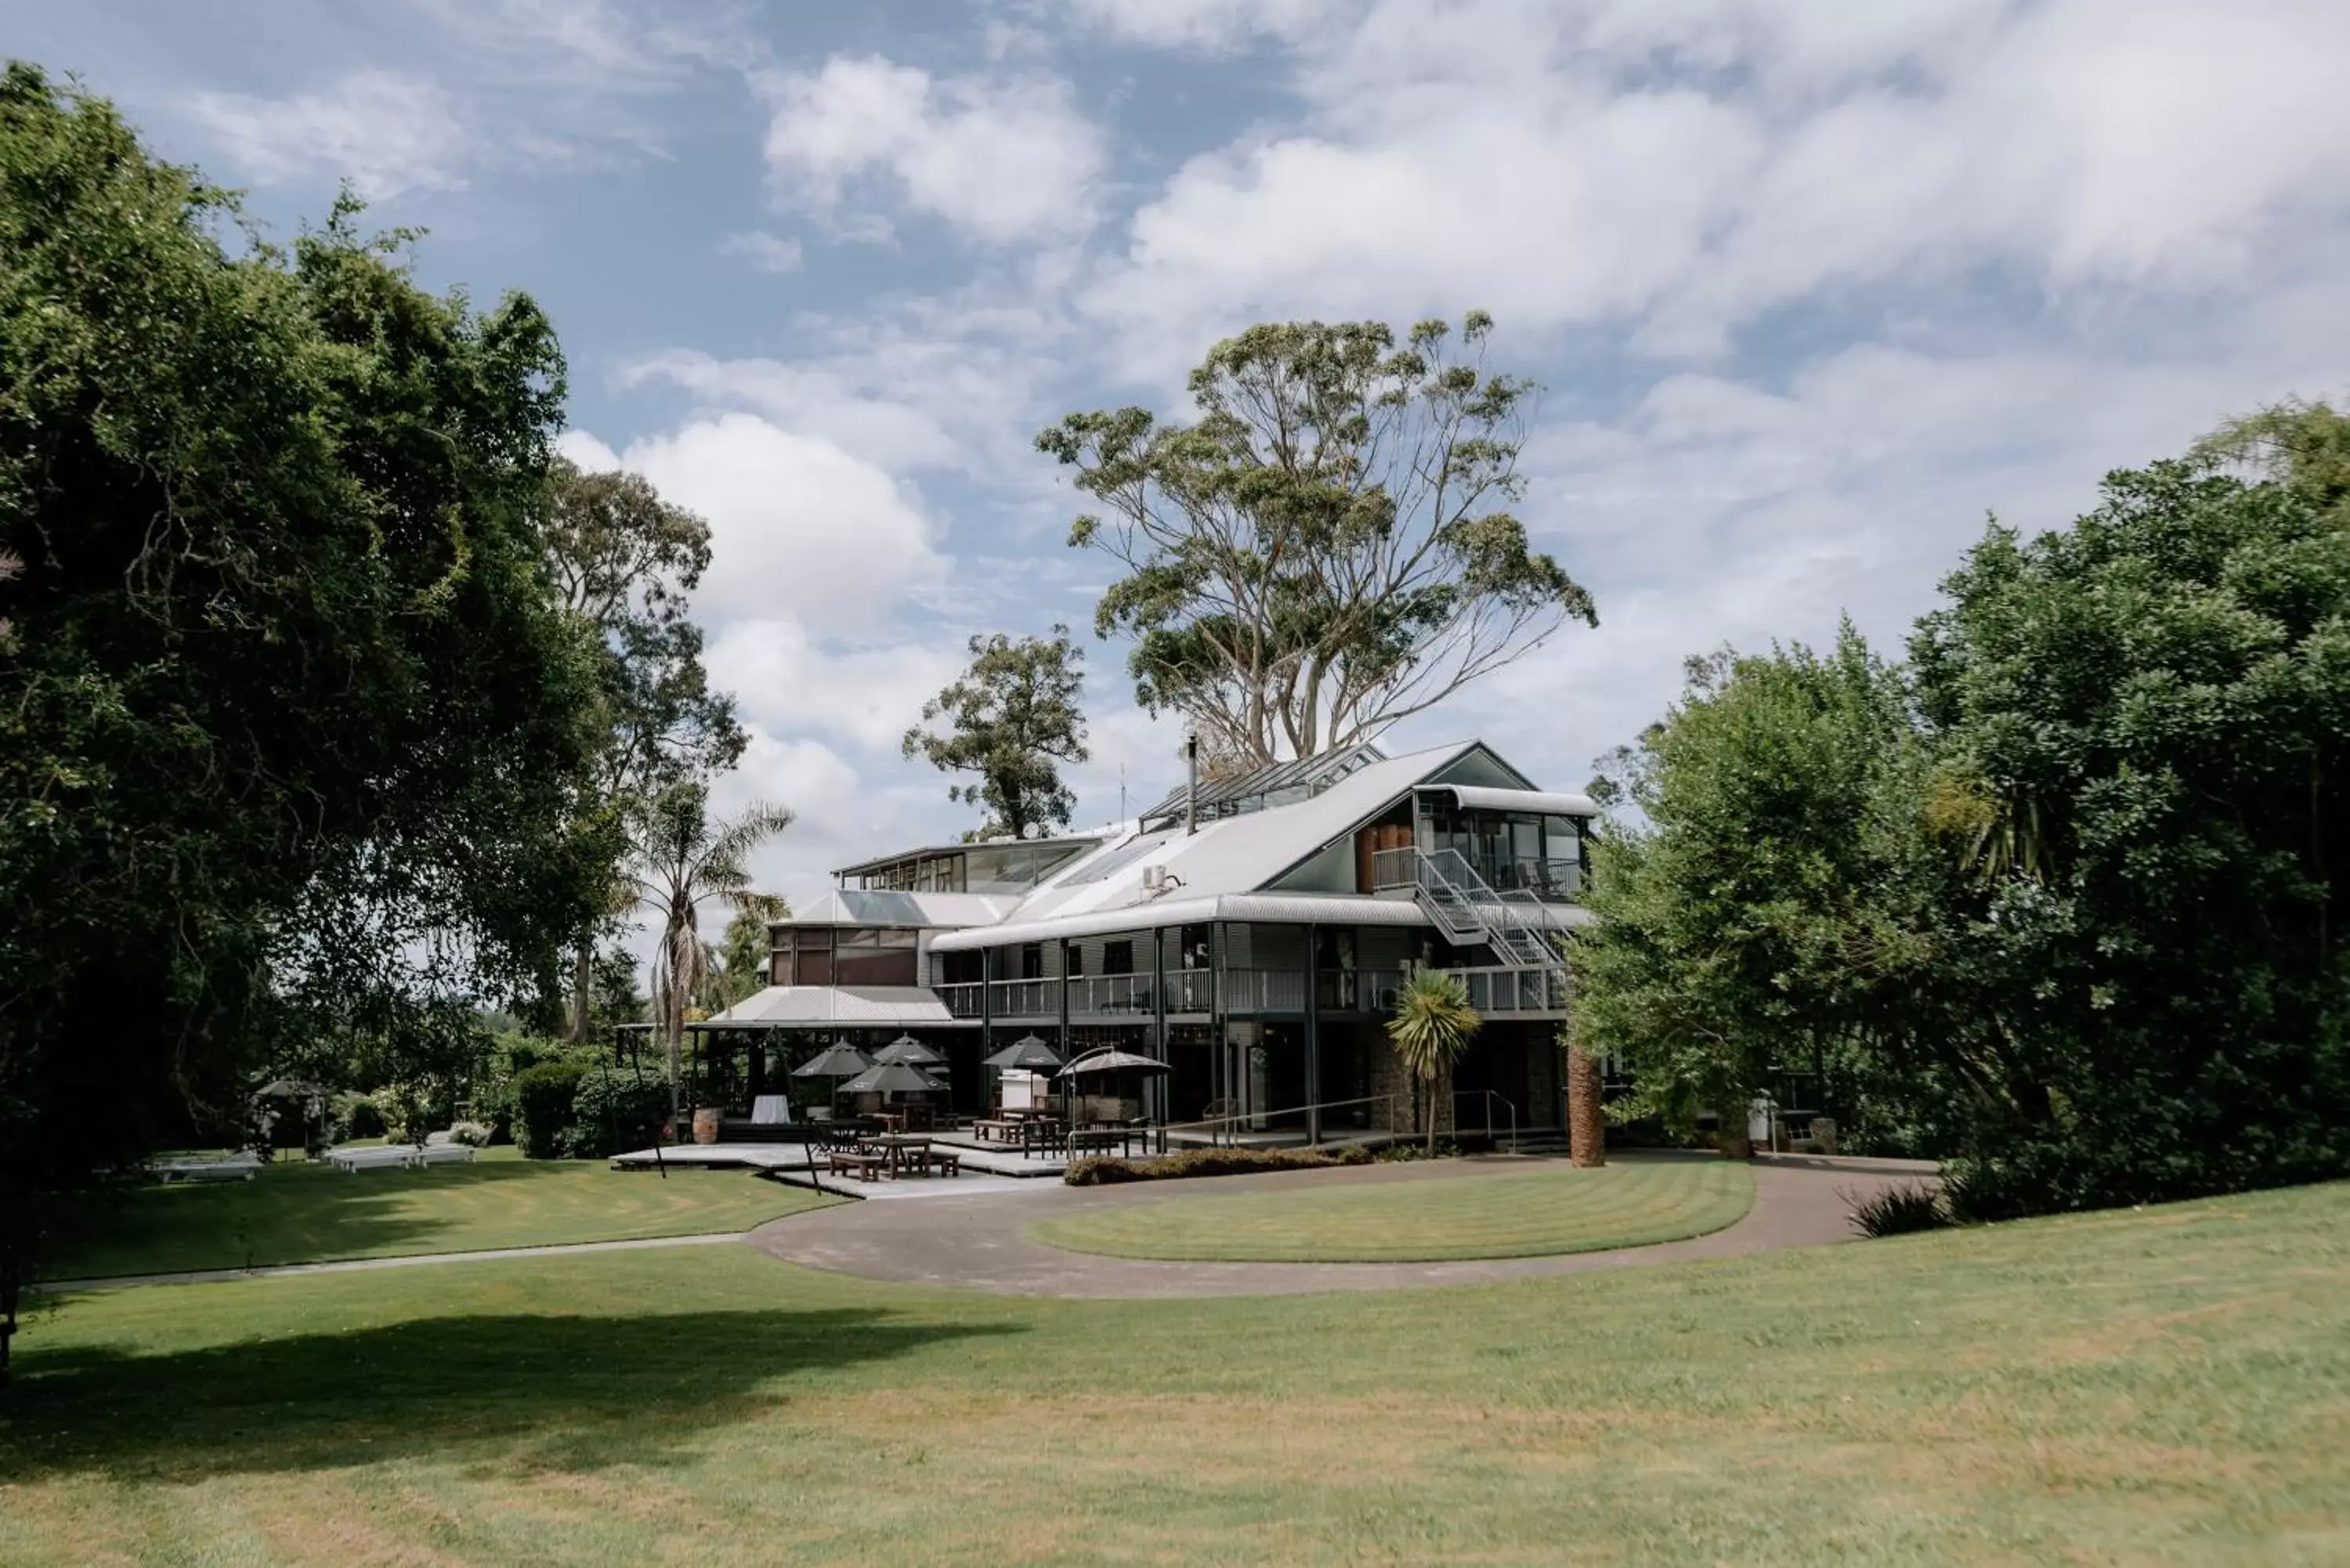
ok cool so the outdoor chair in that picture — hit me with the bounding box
[411,1143,475,1168]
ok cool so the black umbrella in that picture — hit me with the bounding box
[872,1034,949,1068]
[1055,1049,1171,1077]
[983,1035,1064,1071]
[838,1060,948,1097]
[791,1039,874,1118]
[791,1040,873,1078]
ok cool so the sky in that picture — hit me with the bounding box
[13,0,2350,918]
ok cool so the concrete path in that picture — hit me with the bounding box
[41,1230,750,1294]
[747,1151,1939,1299]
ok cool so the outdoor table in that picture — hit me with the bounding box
[870,1133,931,1176]
[974,1118,1021,1143]
[875,1111,906,1133]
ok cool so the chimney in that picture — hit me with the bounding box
[1185,731,1199,836]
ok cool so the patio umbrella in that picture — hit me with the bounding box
[791,1039,874,1117]
[982,1035,1064,1071]
[837,1060,949,1097]
[1054,1049,1171,1077]
[790,1040,873,1079]
[871,1034,949,1068]
[1056,1047,1172,1129]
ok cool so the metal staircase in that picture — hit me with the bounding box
[1405,847,1568,974]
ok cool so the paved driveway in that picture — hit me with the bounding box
[747,1151,1938,1299]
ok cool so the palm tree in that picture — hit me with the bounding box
[1561,1024,1606,1169]
[622,782,794,1120]
[1386,969,1480,1153]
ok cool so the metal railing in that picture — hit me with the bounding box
[1373,847,1579,902]
[1161,1093,1407,1147]
[989,977,1055,1017]
[1452,1088,1520,1153]
[935,981,985,1019]
[1437,965,1570,1015]
[1412,846,1563,969]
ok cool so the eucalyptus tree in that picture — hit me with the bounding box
[1038,313,1595,765]
[621,784,794,1115]
[902,626,1089,840]
[544,459,744,1039]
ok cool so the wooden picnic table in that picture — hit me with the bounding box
[827,1150,888,1182]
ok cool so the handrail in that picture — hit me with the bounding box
[1158,1093,1406,1147]
[1452,1088,1519,1154]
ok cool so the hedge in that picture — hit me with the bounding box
[1064,1144,1372,1187]
[511,1062,587,1158]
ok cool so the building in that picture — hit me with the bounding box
[696,738,1594,1143]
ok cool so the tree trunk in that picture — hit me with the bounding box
[1566,1042,1605,1168]
[568,939,592,1044]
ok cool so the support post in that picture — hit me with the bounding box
[1152,926,1169,1125]
[1303,921,1321,1146]
[1058,936,1073,1125]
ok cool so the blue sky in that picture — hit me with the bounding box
[13,0,2350,913]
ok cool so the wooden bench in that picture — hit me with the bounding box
[974,1119,1020,1143]
[827,1151,888,1182]
[932,1150,961,1177]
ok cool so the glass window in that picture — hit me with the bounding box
[1066,945,1084,978]
[794,934,833,986]
[1020,943,1044,980]
[1104,940,1133,975]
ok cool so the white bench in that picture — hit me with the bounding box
[153,1154,262,1183]
[411,1143,476,1168]
[326,1146,416,1173]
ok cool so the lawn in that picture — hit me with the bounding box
[52,1147,841,1279]
[4,1180,2345,1566]
[1032,1157,1755,1261]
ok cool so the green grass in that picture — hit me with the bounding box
[52,1147,841,1278]
[1032,1158,1755,1261]
[4,1180,2345,1565]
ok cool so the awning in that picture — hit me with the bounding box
[1423,784,1600,818]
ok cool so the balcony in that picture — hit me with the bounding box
[1439,965,1571,1016]
[942,966,1386,1021]
[936,981,985,1020]
[1370,845,1580,901]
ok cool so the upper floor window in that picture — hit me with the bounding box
[1103,939,1134,976]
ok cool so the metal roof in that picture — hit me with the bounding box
[690,985,980,1028]
[830,833,1105,879]
[931,891,1474,951]
[771,888,1017,930]
[1137,742,1387,831]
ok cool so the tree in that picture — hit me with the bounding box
[1577,408,2350,1215]
[1037,314,1596,765]
[718,905,779,1007]
[1386,970,1480,1152]
[544,458,744,1041]
[1571,630,1914,1157]
[0,65,609,1375]
[1900,438,2350,1215]
[902,626,1089,840]
[1561,1024,1605,1169]
[620,783,794,1118]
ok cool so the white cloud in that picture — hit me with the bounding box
[1086,0,2350,366]
[575,413,948,634]
[1060,0,1342,50]
[188,71,472,200]
[707,619,964,753]
[718,231,804,273]
[762,56,1106,244]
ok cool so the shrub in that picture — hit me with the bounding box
[1846,1181,1953,1238]
[568,1066,669,1159]
[1065,1144,1372,1187]
[446,1120,493,1148]
[331,1091,385,1142]
[1373,1138,1459,1162]
[511,1062,587,1158]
